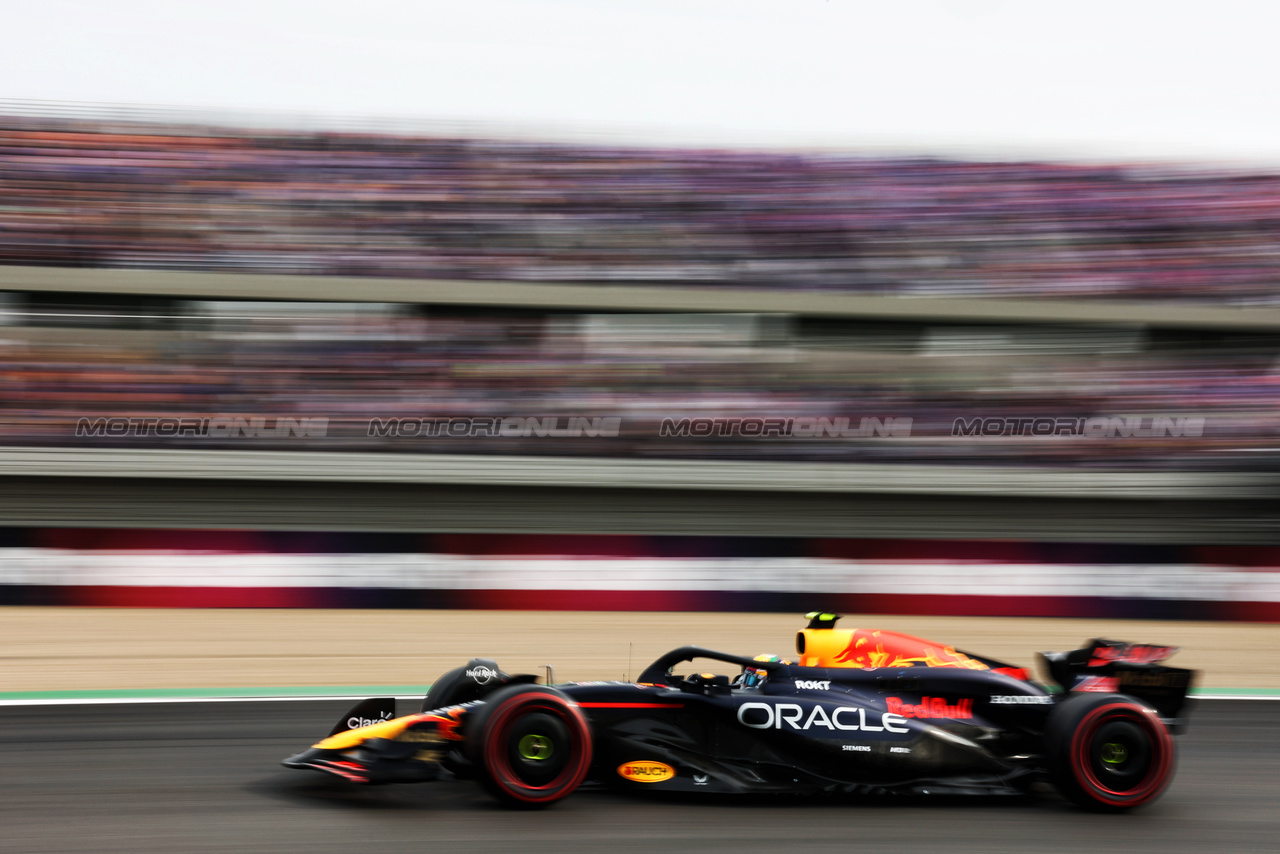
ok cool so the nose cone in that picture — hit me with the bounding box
[281,747,326,769]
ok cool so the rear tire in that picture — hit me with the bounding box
[1045,693,1175,810]
[466,685,592,808]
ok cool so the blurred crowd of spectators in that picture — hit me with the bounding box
[0,306,1274,468]
[4,112,1280,303]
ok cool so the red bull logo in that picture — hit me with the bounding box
[1088,644,1177,667]
[833,627,892,668]
[796,622,987,671]
[834,629,985,670]
[885,696,974,720]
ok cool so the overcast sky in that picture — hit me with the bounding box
[4,0,1277,161]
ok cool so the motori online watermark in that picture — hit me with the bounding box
[75,416,329,438]
[950,416,1205,438]
[658,417,913,438]
[71,413,1206,442]
[367,416,622,438]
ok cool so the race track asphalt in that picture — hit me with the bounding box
[0,699,1274,854]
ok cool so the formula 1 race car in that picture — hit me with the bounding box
[282,613,1195,811]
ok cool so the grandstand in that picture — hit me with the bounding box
[1,104,1278,539]
[4,108,1280,305]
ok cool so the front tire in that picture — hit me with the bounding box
[466,685,592,808]
[1045,693,1175,810]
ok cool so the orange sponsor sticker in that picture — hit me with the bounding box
[617,761,675,783]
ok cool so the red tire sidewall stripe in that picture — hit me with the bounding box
[483,694,592,804]
[1069,702,1173,808]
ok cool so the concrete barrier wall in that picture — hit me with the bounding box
[8,263,1280,329]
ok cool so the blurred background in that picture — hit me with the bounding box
[1,1,1278,672]
[3,12,1280,854]
[2,106,1279,468]
[1,100,1278,633]
[4,8,1280,852]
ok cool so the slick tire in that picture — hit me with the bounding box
[466,685,592,809]
[1045,693,1175,811]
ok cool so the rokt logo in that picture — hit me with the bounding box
[794,680,831,690]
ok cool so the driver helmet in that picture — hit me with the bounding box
[741,653,784,688]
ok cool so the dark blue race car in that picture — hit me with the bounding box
[283,613,1194,811]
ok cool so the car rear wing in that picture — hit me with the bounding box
[1037,640,1195,730]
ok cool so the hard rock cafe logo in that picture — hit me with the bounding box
[466,665,499,685]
